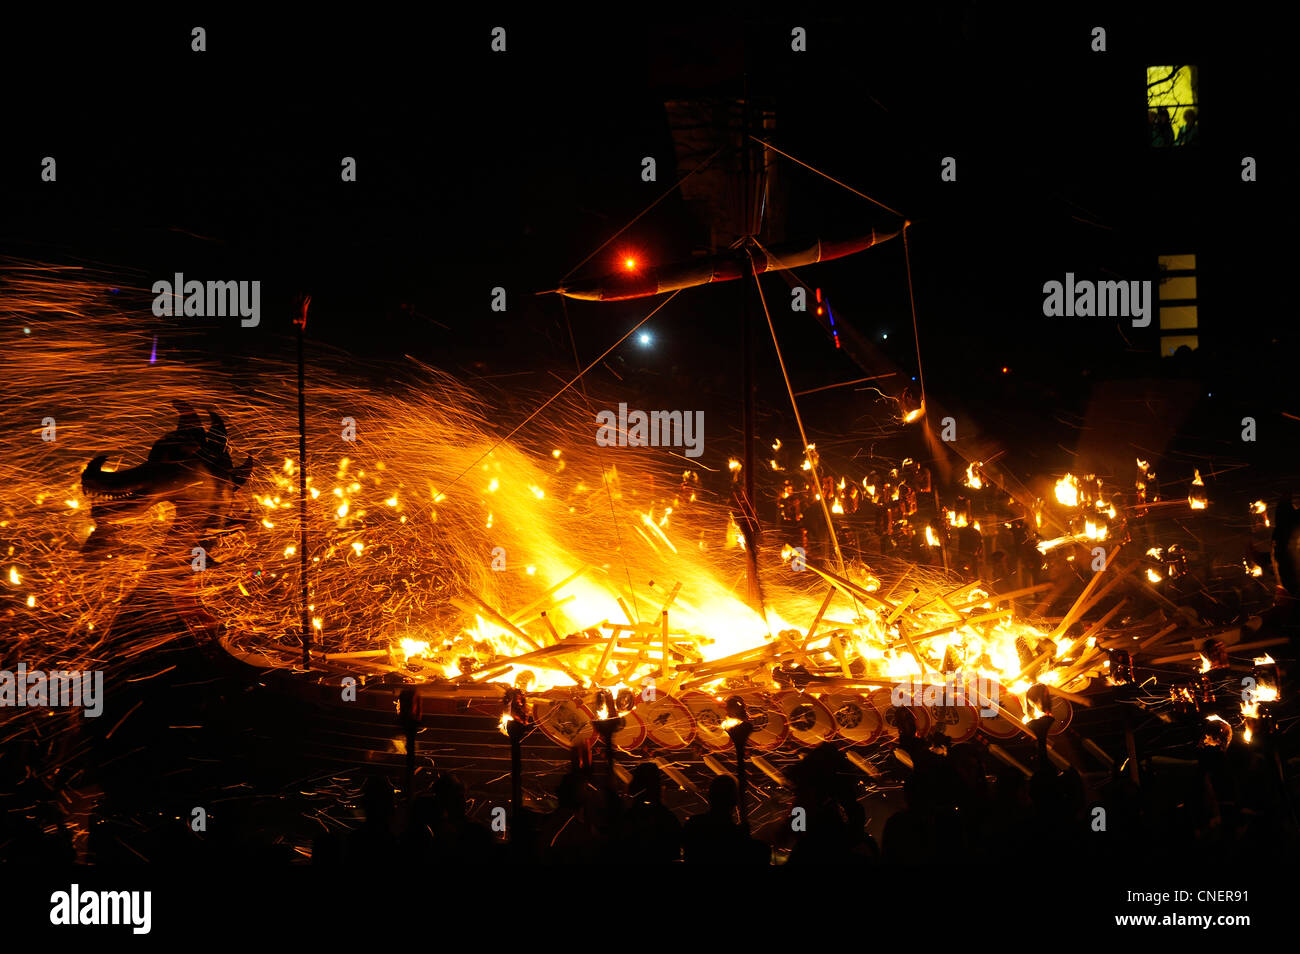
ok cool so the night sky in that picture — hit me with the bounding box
[2,8,1293,479]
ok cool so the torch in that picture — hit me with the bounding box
[500,687,530,823]
[1245,655,1291,822]
[1025,684,1057,766]
[723,696,755,833]
[398,686,422,801]
[293,293,312,669]
[590,689,625,785]
[1107,648,1143,785]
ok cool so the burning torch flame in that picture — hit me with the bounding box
[398,638,431,662]
[1055,474,1079,507]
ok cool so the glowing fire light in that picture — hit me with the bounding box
[1055,474,1079,507]
[400,638,432,659]
[0,268,1151,724]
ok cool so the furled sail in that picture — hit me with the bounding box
[546,226,902,301]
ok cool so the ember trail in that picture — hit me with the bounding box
[1,264,1294,868]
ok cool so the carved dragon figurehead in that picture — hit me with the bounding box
[80,401,254,567]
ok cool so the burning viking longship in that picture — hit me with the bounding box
[0,105,1292,837]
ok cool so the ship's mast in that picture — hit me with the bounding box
[740,73,765,615]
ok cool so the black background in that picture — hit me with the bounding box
[3,8,1291,426]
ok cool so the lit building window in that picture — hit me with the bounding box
[1158,253,1198,355]
[1147,66,1198,147]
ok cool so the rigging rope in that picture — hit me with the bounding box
[747,245,850,578]
[742,137,927,433]
[561,294,641,623]
[748,136,905,220]
[902,224,926,414]
[752,234,910,421]
[435,290,683,501]
[560,147,725,284]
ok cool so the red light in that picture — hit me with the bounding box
[624,258,637,270]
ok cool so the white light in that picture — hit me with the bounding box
[639,332,652,346]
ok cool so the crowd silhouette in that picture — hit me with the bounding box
[0,699,1292,865]
[301,704,1295,867]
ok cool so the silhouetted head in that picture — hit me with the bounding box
[902,775,937,811]
[555,771,582,811]
[708,774,738,814]
[432,772,467,818]
[993,762,1029,805]
[362,775,395,825]
[949,742,987,796]
[629,762,662,804]
[411,795,438,828]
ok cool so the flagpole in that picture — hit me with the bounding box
[296,295,312,668]
[740,79,762,611]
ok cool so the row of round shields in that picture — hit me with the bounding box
[531,685,1072,752]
